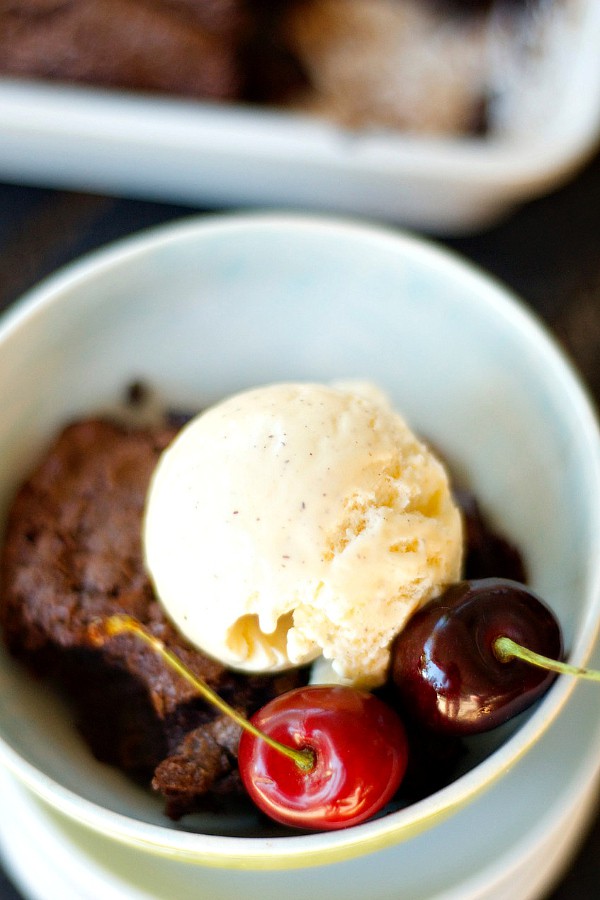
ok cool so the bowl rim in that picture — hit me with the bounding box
[1,211,600,869]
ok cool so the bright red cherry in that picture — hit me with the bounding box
[238,684,408,830]
[89,616,408,831]
[391,579,563,736]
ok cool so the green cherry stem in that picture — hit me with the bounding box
[494,635,600,682]
[90,614,315,773]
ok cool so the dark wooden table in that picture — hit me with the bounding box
[0,147,599,898]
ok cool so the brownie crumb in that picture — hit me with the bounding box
[454,488,527,584]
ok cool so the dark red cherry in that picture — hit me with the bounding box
[238,685,409,830]
[390,578,562,736]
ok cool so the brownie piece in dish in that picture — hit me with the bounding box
[0,0,249,100]
[0,417,305,819]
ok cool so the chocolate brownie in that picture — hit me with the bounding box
[0,0,543,135]
[0,0,308,105]
[0,0,248,101]
[0,416,306,819]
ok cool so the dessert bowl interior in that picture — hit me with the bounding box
[0,213,599,870]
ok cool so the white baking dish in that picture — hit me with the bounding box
[0,0,598,233]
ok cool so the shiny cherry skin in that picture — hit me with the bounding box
[238,684,408,830]
[391,578,563,736]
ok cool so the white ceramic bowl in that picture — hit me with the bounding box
[0,214,599,887]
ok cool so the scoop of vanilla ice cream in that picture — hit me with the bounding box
[143,382,462,688]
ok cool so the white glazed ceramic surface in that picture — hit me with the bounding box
[0,214,599,876]
[1,649,599,900]
[0,1,598,232]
